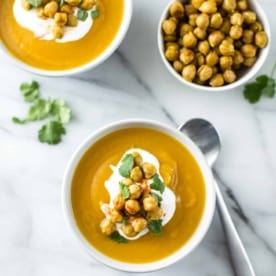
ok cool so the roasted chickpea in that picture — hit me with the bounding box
[230,12,243,26]
[210,13,223,29]
[51,24,64,39]
[54,12,68,25]
[219,39,235,56]
[195,53,205,66]
[237,0,247,11]
[80,0,95,10]
[129,184,142,199]
[121,178,133,186]
[165,46,179,61]
[198,40,210,55]
[199,0,217,14]
[109,209,123,223]
[220,18,231,34]
[37,7,46,19]
[162,19,177,35]
[121,224,136,237]
[183,32,197,48]
[180,24,193,36]
[230,25,243,40]
[130,166,143,182]
[125,199,140,215]
[209,74,224,87]
[100,218,115,235]
[44,1,58,18]
[243,56,256,67]
[65,0,82,6]
[206,51,219,66]
[141,163,156,179]
[193,27,207,40]
[198,65,213,81]
[147,207,164,220]
[189,14,198,27]
[233,50,244,65]
[196,13,210,30]
[255,31,268,48]
[208,31,224,47]
[60,4,72,14]
[22,0,32,10]
[173,60,184,72]
[185,4,197,16]
[223,69,237,83]
[180,48,195,64]
[113,194,125,210]
[143,196,158,211]
[243,11,257,25]
[169,1,185,18]
[220,56,233,70]
[132,152,143,166]
[249,21,263,33]
[222,0,236,13]
[164,35,177,42]
[241,44,257,58]
[131,218,147,233]
[191,0,204,9]
[242,29,254,44]
[67,14,78,27]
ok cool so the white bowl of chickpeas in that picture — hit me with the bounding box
[158,0,271,90]
[62,119,216,272]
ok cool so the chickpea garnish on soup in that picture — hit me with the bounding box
[162,0,269,87]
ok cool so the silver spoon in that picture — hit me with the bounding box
[179,118,255,276]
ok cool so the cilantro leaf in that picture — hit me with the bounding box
[77,9,88,21]
[38,121,66,145]
[151,192,163,205]
[27,0,43,8]
[109,231,127,243]
[119,154,134,177]
[91,10,100,19]
[20,81,40,102]
[27,99,52,121]
[147,219,163,236]
[243,75,276,104]
[12,117,28,124]
[119,182,130,199]
[150,174,165,194]
[51,99,72,124]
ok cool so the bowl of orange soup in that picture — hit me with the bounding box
[62,119,216,272]
[0,0,132,76]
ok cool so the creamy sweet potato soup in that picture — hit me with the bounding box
[0,0,123,70]
[71,128,206,263]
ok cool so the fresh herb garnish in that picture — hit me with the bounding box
[91,9,100,19]
[77,9,88,21]
[27,0,43,7]
[151,192,163,205]
[119,182,130,200]
[57,0,65,6]
[38,121,66,145]
[243,63,276,103]
[12,80,72,145]
[109,231,128,243]
[118,154,134,177]
[147,219,163,236]
[150,174,165,194]
[20,80,40,102]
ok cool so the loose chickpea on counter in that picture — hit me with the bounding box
[161,0,269,87]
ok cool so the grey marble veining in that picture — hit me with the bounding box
[1,0,276,275]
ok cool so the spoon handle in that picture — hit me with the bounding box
[214,177,256,276]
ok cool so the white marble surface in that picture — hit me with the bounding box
[1,0,276,275]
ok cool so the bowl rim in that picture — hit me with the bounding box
[157,0,271,92]
[62,119,216,272]
[0,0,133,77]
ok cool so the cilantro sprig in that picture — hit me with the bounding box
[12,80,72,145]
[109,231,128,243]
[119,182,130,200]
[150,174,165,194]
[148,219,163,236]
[119,154,134,177]
[243,63,276,103]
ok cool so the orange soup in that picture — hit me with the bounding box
[0,0,124,70]
[71,128,206,263]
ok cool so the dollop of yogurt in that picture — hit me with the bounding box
[102,148,176,240]
[13,0,93,43]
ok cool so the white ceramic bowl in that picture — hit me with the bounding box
[0,0,132,77]
[157,0,271,92]
[62,119,216,272]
